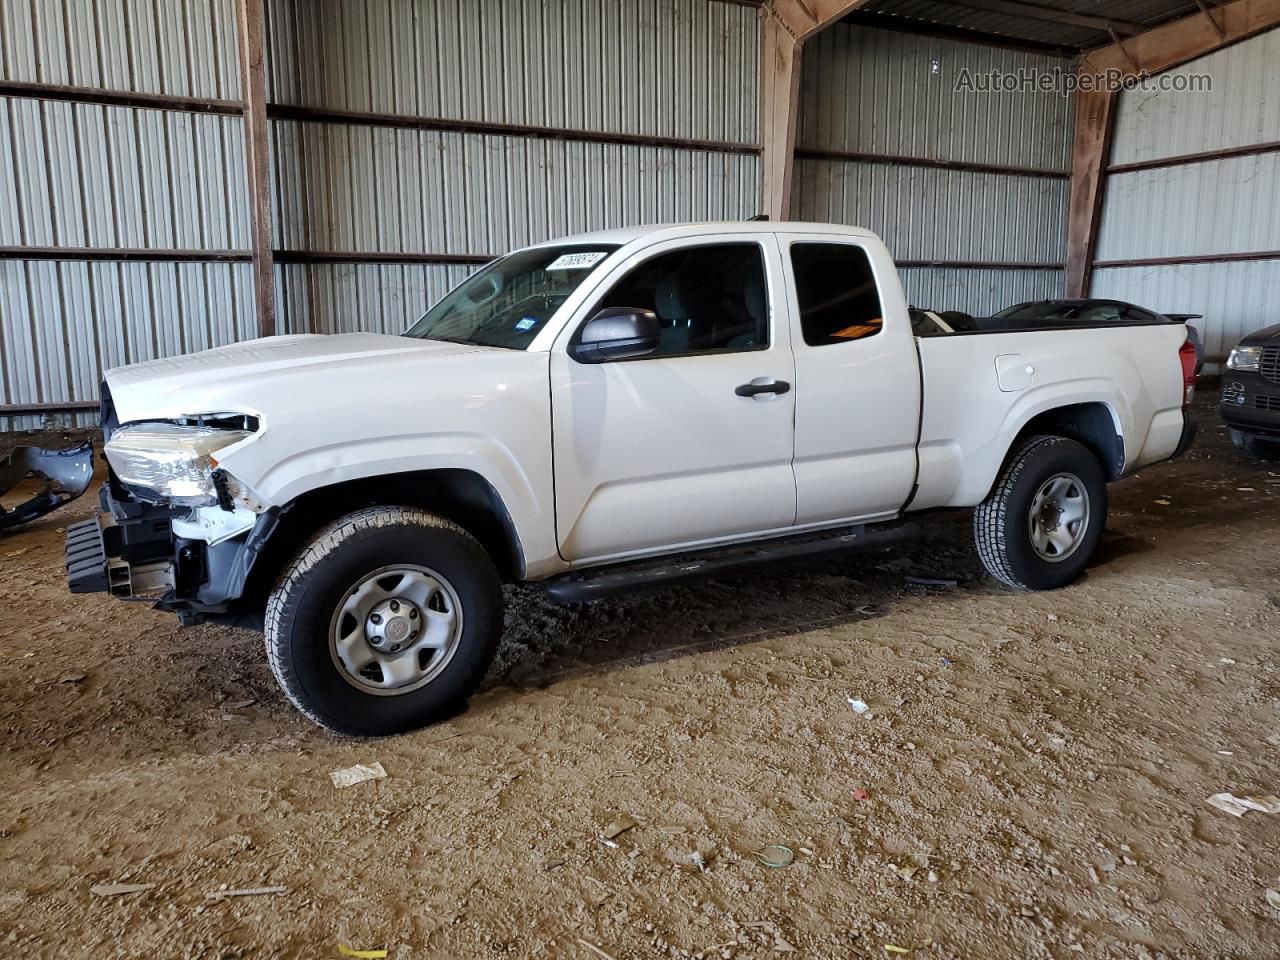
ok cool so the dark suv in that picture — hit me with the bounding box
[1221,324,1280,460]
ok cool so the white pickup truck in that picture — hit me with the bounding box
[65,222,1197,734]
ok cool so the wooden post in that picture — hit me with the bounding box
[1064,88,1116,298]
[235,0,276,339]
[759,1,871,220]
[760,13,803,221]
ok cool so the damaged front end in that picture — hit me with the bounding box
[0,443,95,529]
[64,386,280,624]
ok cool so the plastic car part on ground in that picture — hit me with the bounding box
[0,443,94,529]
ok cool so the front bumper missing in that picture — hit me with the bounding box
[0,443,94,529]
[64,513,177,599]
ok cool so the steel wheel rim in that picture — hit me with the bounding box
[327,564,464,697]
[1028,472,1090,563]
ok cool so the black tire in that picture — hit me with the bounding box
[973,436,1107,591]
[1230,429,1280,462]
[264,506,503,736]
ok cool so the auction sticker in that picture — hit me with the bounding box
[545,251,608,271]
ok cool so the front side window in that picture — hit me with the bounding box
[593,243,769,357]
[405,245,618,349]
[790,243,884,346]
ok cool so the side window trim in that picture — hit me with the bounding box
[563,238,775,363]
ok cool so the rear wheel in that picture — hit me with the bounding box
[1230,429,1280,462]
[265,506,503,736]
[973,436,1107,591]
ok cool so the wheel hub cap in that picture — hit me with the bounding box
[367,598,420,653]
[1028,473,1090,563]
[328,565,464,697]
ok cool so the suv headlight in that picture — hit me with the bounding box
[104,423,251,506]
[1226,346,1263,371]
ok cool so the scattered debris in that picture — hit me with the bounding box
[756,845,795,868]
[1219,657,1237,665]
[205,885,288,900]
[1266,889,1280,913]
[1217,750,1234,756]
[856,605,877,615]
[927,870,939,883]
[1047,613,1059,622]
[337,946,388,959]
[1237,487,1256,492]
[1266,733,1280,747]
[853,788,870,802]
[224,699,256,710]
[90,882,156,897]
[847,698,870,715]
[601,815,638,841]
[883,945,911,955]
[59,672,87,684]
[576,940,619,960]
[1154,498,1171,506]
[939,657,954,667]
[1206,792,1280,818]
[686,851,707,872]
[895,865,918,881]
[330,762,387,789]
[0,442,94,529]
[906,577,957,588]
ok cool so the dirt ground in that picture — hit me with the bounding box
[2,388,1278,959]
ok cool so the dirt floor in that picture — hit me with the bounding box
[2,388,1279,959]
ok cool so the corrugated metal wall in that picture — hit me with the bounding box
[264,0,760,339]
[1092,28,1280,361]
[793,23,1072,314]
[0,0,760,429]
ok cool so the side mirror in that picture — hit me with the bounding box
[570,307,661,363]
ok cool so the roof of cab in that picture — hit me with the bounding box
[529,221,881,249]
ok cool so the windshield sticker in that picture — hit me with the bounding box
[514,316,539,332]
[545,251,608,271]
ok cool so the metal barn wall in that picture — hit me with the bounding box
[1092,28,1280,362]
[0,0,760,429]
[792,22,1072,314]
[264,0,760,338]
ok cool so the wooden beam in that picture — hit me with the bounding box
[930,0,1146,36]
[760,12,803,220]
[1064,89,1116,298]
[235,0,275,340]
[1081,0,1280,78]
[770,0,873,41]
[1194,0,1228,39]
[760,1,869,219]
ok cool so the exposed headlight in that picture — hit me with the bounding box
[1226,346,1263,371]
[104,423,251,506]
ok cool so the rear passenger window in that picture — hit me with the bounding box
[790,243,884,346]
[594,244,768,356]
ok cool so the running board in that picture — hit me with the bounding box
[543,522,921,604]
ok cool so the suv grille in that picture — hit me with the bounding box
[1262,346,1280,383]
[1256,395,1280,412]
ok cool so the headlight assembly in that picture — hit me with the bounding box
[104,422,251,506]
[1226,346,1263,372]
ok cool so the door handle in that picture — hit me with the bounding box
[735,378,791,398]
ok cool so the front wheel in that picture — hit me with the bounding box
[264,507,503,736]
[973,436,1107,591]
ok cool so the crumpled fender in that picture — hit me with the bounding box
[0,443,95,529]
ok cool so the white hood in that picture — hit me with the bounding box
[105,333,487,423]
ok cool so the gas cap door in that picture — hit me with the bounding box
[995,354,1037,392]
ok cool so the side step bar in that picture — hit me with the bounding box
[544,522,920,604]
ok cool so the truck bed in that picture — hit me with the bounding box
[911,320,1190,510]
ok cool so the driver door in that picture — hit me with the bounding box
[549,235,798,564]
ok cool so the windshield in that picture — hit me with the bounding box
[404,245,619,348]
